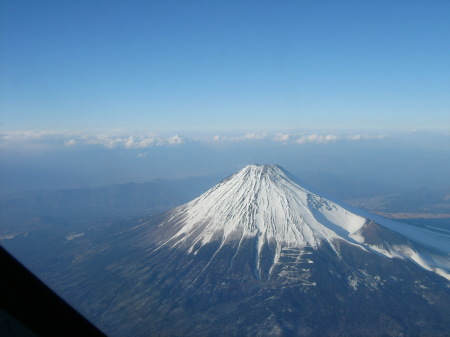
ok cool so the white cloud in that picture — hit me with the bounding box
[273,133,290,142]
[167,134,184,145]
[209,133,267,142]
[347,134,386,141]
[64,139,78,146]
[295,134,340,144]
[124,136,136,148]
[78,134,183,149]
[86,137,121,149]
[347,134,363,141]
[137,138,156,148]
[243,133,267,140]
[323,134,339,142]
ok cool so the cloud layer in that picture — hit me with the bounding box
[0,130,186,149]
[209,132,385,144]
[0,130,387,150]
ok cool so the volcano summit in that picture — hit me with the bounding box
[149,165,449,281]
[67,165,450,336]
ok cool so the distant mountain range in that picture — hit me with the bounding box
[2,170,450,232]
[0,175,220,230]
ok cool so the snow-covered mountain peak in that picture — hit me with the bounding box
[157,164,366,251]
[150,164,450,281]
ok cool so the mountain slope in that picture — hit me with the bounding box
[16,165,449,337]
[145,164,449,281]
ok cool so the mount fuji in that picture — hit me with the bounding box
[64,165,450,336]
[148,165,449,281]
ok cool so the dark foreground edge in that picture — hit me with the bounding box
[0,245,107,337]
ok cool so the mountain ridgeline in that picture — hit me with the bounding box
[146,165,449,281]
[18,165,450,336]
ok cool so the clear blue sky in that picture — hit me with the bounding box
[1,0,449,132]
